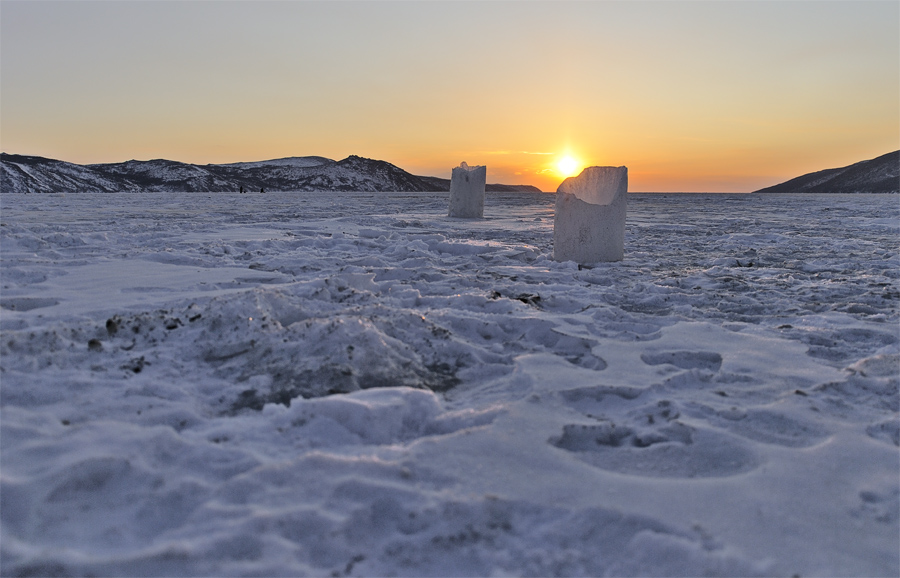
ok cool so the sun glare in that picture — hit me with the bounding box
[557,156,580,177]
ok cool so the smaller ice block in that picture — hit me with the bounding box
[448,162,487,218]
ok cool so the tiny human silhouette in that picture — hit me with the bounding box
[260,187,265,193]
[239,186,244,194]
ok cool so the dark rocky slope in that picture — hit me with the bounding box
[753,151,899,194]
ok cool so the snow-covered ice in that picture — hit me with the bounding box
[555,166,628,263]
[448,162,486,218]
[1,191,897,577]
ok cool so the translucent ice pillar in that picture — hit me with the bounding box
[448,162,487,218]
[553,166,627,263]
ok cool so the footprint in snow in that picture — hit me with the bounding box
[640,350,723,372]
[866,419,900,446]
[0,297,60,312]
[682,403,832,448]
[853,487,900,524]
[551,393,759,478]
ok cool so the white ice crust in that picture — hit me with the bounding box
[0,190,897,578]
[448,161,487,218]
[554,166,628,263]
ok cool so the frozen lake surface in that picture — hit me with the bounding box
[1,191,898,577]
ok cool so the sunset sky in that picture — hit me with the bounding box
[2,1,897,192]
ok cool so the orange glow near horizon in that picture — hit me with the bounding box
[1,2,897,193]
[555,156,581,179]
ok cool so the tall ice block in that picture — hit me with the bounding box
[553,166,627,263]
[448,162,486,218]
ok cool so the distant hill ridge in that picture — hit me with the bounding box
[753,151,899,194]
[0,153,542,194]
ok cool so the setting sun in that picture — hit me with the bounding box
[556,156,581,178]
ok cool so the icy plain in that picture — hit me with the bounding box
[1,191,897,577]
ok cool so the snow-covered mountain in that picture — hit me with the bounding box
[0,153,542,194]
[753,150,899,194]
[217,156,333,170]
[84,158,241,193]
[0,154,134,194]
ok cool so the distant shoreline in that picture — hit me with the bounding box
[3,150,897,195]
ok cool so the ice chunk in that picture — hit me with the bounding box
[448,162,486,218]
[554,166,627,263]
